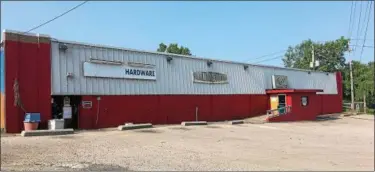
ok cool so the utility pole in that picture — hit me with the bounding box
[350,61,355,111]
[311,44,315,71]
[310,44,319,71]
[363,94,367,114]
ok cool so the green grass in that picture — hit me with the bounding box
[342,106,375,115]
[366,108,375,115]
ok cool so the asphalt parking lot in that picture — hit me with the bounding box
[1,115,374,171]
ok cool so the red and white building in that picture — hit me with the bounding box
[0,30,342,133]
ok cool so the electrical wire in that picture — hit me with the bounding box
[253,55,284,64]
[350,45,374,48]
[24,1,88,33]
[359,1,373,62]
[348,1,355,38]
[244,49,288,62]
[349,1,358,40]
[350,38,374,41]
[352,1,364,57]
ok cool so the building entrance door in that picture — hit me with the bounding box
[270,94,286,115]
[277,94,286,114]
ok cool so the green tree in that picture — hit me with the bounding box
[342,61,374,107]
[157,43,167,52]
[157,43,192,56]
[283,37,374,110]
[282,37,350,72]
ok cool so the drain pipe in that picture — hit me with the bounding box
[195,106,199,121]
[95,96,101,127]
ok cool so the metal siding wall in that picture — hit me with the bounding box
[51,41,338,95]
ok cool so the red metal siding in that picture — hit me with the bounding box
[319,72,343,114]
[79,95,269,130]
[161,95,210,123]
[211,95,250,121]
[250,95,269,116]
[4,35,51,133]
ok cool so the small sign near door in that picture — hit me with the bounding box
[82,101,92,109]
[301,96,308,106]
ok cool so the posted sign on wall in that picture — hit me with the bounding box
[83,62,157,80]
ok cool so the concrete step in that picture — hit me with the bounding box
[229,120,244,125]
[118,123,153,131]
[181,121,207,126]
[21,129,74,137]
[244,114,268,124]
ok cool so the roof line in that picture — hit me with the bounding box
[53,38,333,75]
[2,29,333,74]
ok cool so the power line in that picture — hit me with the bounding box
[24,1,88,33]
[352,1,364,57]
[244,49,287,62]
[347,1,355,38]
[350,45,374,48]
[349,1,358,39]
[253,55,284,64]
[350,38,374,41]
[359,1,373,62]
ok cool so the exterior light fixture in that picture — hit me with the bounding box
[244,65,249,70]
[59,43,68,52]
[66,72,74,78]
[166,56,173,63]
[207,61,213,67]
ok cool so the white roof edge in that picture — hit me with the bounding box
[53,38,334,75]
[2,29,50,38]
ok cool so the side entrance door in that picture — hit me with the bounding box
[269,94,287,115]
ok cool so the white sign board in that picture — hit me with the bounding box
[63,106,72,119]
[83,62,156,80]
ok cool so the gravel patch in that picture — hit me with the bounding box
[1,116,373,171]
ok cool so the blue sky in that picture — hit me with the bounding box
[1,1,374,66]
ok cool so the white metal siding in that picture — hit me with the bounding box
[51,41,338,95]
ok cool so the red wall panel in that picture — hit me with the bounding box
[4,34,51,133]
[269,93,321,122]
[211,95,250,121]
[160,95,211,123]
[78,94,270,130]
[249,95,269,116]
[79,96,96,129]
[4,40,20,133]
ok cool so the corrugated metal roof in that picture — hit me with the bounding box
[52,38,332,75]
[50,41,338,95]
[2,29,335,75]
